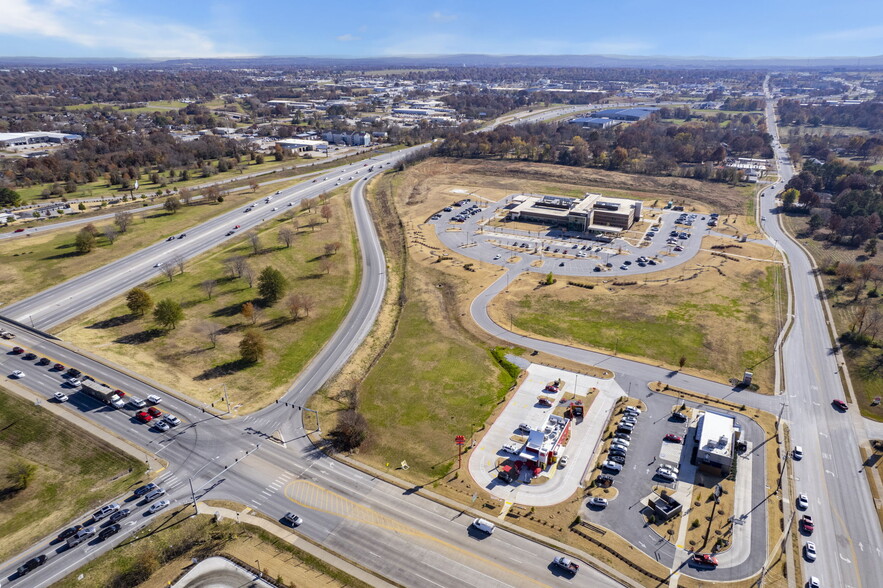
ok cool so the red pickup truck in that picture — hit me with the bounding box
[801,515,814,534]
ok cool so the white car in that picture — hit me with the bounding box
[163,414,181,426]
[153,262,163,268]
[54,391,69,402]
[11,370,24,378]
[153,420,170,432]
[272,207,278,211]
[148,499,170,514]
[797,493,809,509]
[558,456,568,468]
[657,464,680,475]
[493,254,501,260]
[610,439,630,448]
[283,512,302,526]
[68,378,82,387]
[808,575,820,588]
[502,442,520,455]
[793,446,803,460]
[602,460,622,473]
[804,541,817,562]
[588,496,608,508]
[147,394,162,404]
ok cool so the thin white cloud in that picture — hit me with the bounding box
[815,25,883,41]
[382,32,652,57]
[336,34,361,42]
[3,0,246,58]
[430,11,458,23]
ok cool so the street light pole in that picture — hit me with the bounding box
[188,477,197,511]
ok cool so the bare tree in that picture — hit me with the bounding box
[179,188,193,206]
[278,227,295,248]
[241,262,256,288]
[200,321,220,348]
[286,293,303,320]
[326,241,342,255]
[249,180,259,192]
[205,185,221,203]
[103,225,117,244]
[299,198,312,215]
[248,231,261,255]
[300,294,315,316]
[228,255,248,278]
[319,258,333,275]
[320,204,333,223]
[855,264,875,300]
[201,279,217,299]
[173,254,186,275]
[161,262,176,282]
[114,210,133,233]
[320,192,330,204]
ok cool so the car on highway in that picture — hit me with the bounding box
[57,524,83,541]
[92,503,121,521]
[68,377,82,387]
[14,228,25,233]
[108,508,131,523]
[53,363,64,370]
[832,399,848,411]
[154,262,163,268]
[54,391,69,402]
[283,512,303,526]
[692,554,718,567]
[804,541,817,561]
[164,414,181,426]
[797,493,809,509]
[178,233,187,239]
[166,236,175,241]
[133,483,158,497]
[664,434,683,443]
[143,487,166,502]
[16,554,47,576]
[37,357,50,365]
[128,397,146,408]
[793,446,803,460]
[11,346,24,354]
[148,499,170,513]
[471,518,495,534]
[587,496,608,508]
[147,406,162,418]
[98,523,121,540]
[153,420,170,432]
[135,411,153,423]
[11,370,24,378]
[801,514,814,534]
[147,394,162,404]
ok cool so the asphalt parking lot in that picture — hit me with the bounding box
[430,195,717,278]
[578,391,767,579]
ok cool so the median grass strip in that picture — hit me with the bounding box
[52,511,369,588]
[58,189,359,411]
[491,238,784,391]
[0,388,146,562]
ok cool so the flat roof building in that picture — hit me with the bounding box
[588,107,659,121]
[0,131,82,148]
[568,116,620,129]
[695,411,738,475]
[507,192,642,234]
[276,139,329,152]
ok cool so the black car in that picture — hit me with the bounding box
[609,454,627,464]
[98,524,121,540]
[671,411,688,422]
[66,368,82,377]
[596,474,614,486]
[133,482,158,497]
[108,508,131,524]
[613,432,631,441]
[57,524,82,540]
[16,554,47,576]
[37,357,50,365]
[23,352,37,360]
[609,448,628,457]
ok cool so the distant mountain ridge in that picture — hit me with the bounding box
[2,53,883,69]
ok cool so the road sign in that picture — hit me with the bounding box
[455,435,466,445]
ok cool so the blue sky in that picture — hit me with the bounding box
[3,0,883,59]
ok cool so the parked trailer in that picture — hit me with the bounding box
[80,379,125,409]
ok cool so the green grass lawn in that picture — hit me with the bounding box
[61,189,360,410]
[0,388,146,562]
[356,289,514,480]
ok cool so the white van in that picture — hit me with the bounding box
[472,518,495,534]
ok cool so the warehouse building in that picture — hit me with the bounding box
[588,107,660,121]
[694,411,739,476]
[507,193,642,234]
[321,130,372,147]
[0,131,82,148]
[568,116,620,129]
[275,138,329,152]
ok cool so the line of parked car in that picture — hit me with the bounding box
[600,405,643,474]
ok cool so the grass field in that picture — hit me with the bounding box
[0,186,270,306]
[59,190,359,411]
[0,388,146,562]
[491,238,785,391]
[52,511,370,588]
[782,213,883,420]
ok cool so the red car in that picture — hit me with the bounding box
[801,515,814,534]
[53,363,64,370]
[11,346,24,354]
[544,384,559,393]
[14,228,25,233]
[147,407,162,418]
[833,399,848,411]
[114,389,126,397]
[692,554,718,567]
[664,434,683,444]
[135,411,153,423]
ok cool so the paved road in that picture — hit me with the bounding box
[757,80,883,588]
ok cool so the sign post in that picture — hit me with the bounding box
[455,435,466,469]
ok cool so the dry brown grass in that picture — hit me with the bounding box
[491,237,784,392]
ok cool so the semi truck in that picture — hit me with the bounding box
[80,379,125,409]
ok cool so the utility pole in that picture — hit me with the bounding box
[223,382,230,414]
[189,478,197,511]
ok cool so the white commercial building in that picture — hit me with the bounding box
[695,411,738,475]
[0,131,82,148]
[507,192,642,234]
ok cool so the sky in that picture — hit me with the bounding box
[2,0,883,60]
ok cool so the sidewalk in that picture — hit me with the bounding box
[197,502,397,588]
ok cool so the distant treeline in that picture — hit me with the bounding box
[778,99,883,131]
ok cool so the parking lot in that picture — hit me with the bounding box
[429,195,718,278]
[467,364,625,506]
